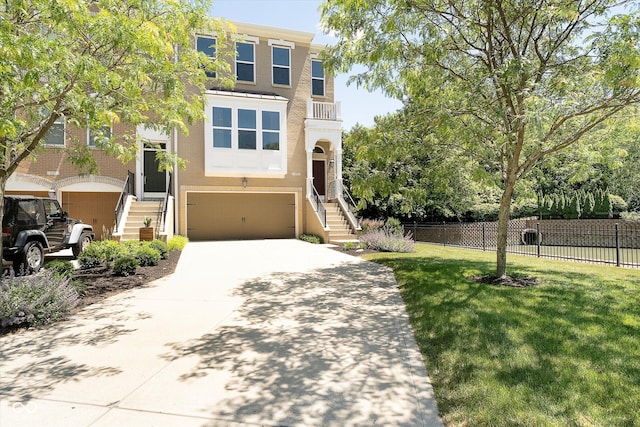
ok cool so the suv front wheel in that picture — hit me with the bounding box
[72,232,93,258]
[14,241,44,275]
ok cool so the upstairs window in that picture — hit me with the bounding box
[212,107,232,148]
[311,59,325,97]
[262,111,280,150]
[272,46,291,86]
[238,109,256,149]
[45,116,65,146]
[88,125,111,147]
[236,42,255,83]
[196,36,217,78]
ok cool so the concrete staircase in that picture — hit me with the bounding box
[325,202,358,244]
[120,199,162,241]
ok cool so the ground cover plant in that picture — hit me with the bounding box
[1,236,186,334]
[364,244,640,426]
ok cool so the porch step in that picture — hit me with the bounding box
[120,200,162,241]
[323,202,358,244]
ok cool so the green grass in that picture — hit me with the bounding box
[364,243,640,426]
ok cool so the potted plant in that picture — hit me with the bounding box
[139,217,154,241]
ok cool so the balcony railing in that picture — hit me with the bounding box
[307,100,342,121]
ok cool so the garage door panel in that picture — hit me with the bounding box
[63,192,119,241]
[187,193,295,241]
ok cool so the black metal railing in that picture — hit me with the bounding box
[115,170,135,232]
[405,219,640,269]
[341,187,361,230]
[157,173,173,238]
[310,185,326,227]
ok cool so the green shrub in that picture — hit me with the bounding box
[299,234,323,244]
[383,217,403,234]
[359,229,415,253]
[0,271,79,328]
[167,235,188,251]
[360,218,384,234]
[112,255,139,277]
[78,240,120,269]
[621,211,640,221]
[610,194,628,214]
[121,239,143,253]
[134,244,161,267]
[44,259,74,278]
[343,241,358,250]
[149,239,168,259]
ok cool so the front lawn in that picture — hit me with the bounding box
[364,244,640,426]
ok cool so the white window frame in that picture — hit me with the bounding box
[269,39,294,87]
[233,35,259,84]
[87,125,112,148]
[311,59,325,97]
[196,35,217,78]
[204,92,288,178]
[212,106,232,148]
[44,116,65,147]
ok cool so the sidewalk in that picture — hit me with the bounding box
[0,240,442,426]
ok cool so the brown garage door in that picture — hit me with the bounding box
[62,192,120,240]
[187,193,295,241]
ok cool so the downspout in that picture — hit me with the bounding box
[172,43,180,237]
[173,125,179,236]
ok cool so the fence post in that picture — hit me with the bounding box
[616,223,620,267]
[482,223,486,251]
[443,221,446,246]
[536,222,541,258]
[414,221,417,241]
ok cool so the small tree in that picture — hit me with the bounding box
[0,0,234,261]
[322,0,640,279]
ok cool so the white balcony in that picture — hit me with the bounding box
[306,99,342,121]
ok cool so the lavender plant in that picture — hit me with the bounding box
[0,271,79,328]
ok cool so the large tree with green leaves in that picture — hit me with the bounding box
[343,110,487,221]
[322,0,640,278]
[0,0,233,259]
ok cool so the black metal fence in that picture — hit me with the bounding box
[405,219,640,269]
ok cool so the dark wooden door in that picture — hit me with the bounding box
[313,160,326,196]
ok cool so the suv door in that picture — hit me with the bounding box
[42,199,68,248]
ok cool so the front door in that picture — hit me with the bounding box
[313,160,326,197]
[143,143,166,198]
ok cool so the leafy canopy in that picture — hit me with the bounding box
[0,0,233,178]
[322,0,640,276]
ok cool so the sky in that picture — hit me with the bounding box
[210,0,402,129]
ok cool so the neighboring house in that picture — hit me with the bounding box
[6,21,359,243]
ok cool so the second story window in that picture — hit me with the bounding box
[212,107,232,148]
[45,116,65,146]
[262,111,280,150]
[272,46,291,86]
[312,59,325,97]
[88,125,111,147]
[238,109,256,149]
[196,36,217,78]
[236,42,255,83]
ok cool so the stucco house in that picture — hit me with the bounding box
[6,21,359,243]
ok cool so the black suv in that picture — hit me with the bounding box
[2,196,94,274]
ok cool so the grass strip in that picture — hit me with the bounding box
[364,244,640,426]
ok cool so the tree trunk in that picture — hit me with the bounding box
[0,176,6,278]
[495,177,516,278]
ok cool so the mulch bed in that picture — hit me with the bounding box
[473,274,540,288]
[0,250,181,337]
[72,250,181,309]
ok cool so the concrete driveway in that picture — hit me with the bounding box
[0,240,442,426]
